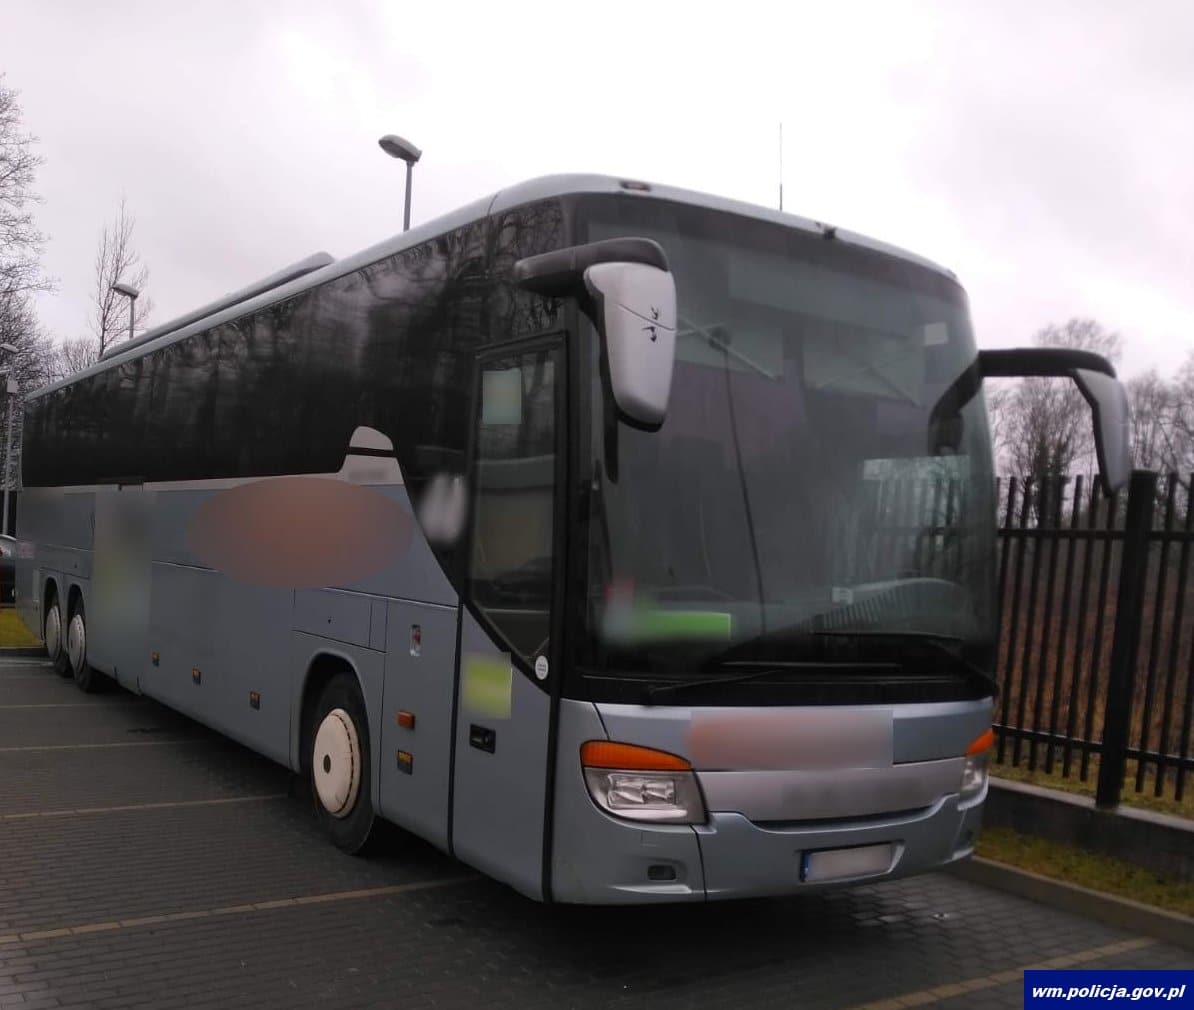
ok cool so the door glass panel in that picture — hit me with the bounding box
[469,348,557,665]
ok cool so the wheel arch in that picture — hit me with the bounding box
[42,575,59,615]
[66,582,84,618]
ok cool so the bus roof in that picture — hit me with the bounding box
[34,174,958,400]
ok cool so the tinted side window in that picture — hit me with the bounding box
[487,199,566,342]
[22,200,568,491]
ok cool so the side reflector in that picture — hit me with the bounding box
[397,710,415,730]
[580,740,691,771]
[966,729,996,755]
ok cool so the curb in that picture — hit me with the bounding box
[986,777,1194,880]
[0,647,46,657]
[948,856,1194,952]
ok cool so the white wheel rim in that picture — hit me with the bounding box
[313,708,361,818]
[66,613,86,674]
[45,605,62,658]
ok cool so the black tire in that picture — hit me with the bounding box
[307,673,375,854]
[45,592,70,677]
[66,598,100,693]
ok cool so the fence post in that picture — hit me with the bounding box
[1095,469,1156,809]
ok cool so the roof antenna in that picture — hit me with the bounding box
[778,122,784,212]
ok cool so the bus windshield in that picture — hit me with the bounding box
[575,197,997,686]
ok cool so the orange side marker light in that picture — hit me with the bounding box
[966,729,996,756]
[580,740,691,771]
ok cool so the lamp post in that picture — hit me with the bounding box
[1,342,22,537]
[377,134,422,232]
[111,281,140,344]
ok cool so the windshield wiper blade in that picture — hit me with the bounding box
[676,626,997,701]
[811,630,998,696]
[676,318,780,381]
[644,660,899,702]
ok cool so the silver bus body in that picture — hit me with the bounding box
[18,175,996,902]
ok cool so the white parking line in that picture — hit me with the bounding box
[2,793,288,821]
[0,875,477,947]
[0,739,202,752]
[0,702,140,709]
[0,701,142,711]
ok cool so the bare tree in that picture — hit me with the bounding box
[0,297,56,389]
[0,76,57,517]
[1168,352,1194,478]
[0,75,51,305]
[51,337,101,379]
[89,197,153,356]
[0,294,60,511]
[984,382,1015,473]
[1126,369,1179,472]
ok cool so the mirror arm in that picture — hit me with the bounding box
[978,348,1117,379]
[929,348,1119,444]
[927,360,983,454]
[512,238,669,299]
[928,347,1130,496]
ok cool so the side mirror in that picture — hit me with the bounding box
[514,238,677,430]
[929,347,1132,494]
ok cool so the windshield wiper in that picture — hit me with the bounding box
[812,630,998,696]
[645,629,997,703]
[644,659,899,702]
[676,318,780,381]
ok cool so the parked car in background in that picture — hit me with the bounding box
[0,534,15,605]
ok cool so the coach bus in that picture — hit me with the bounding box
[17,175,1131,903]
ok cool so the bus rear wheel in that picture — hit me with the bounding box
[45,593,70,677]
[308,673,375,854]
[66,599,100,693]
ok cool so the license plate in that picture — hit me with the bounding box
[800,843,894,883]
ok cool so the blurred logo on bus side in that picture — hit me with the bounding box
[187,477,414,588]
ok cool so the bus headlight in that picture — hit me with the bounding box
[581,741,707,824]
[959,728,994,806]
[959,753,988,800]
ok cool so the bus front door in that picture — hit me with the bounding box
[451,341,564,900]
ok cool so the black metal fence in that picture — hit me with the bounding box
[994,469,1194,808]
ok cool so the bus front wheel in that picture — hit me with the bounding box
[45,593,70,677]
[308,674,375,854]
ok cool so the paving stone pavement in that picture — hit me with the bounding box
[0,657,1189,1009]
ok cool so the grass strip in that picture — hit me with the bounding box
[976,824,1194,918]
[0,609,39,648]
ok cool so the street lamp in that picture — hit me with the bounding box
[1,344,23,536]
[111,280,140,343]
[377,134,421,232]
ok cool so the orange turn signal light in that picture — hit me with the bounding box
[966,728,996,756]
[580,740,692,771]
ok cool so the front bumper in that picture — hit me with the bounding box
[697,790,984,900]
[551,777,986,904]
[549,697,989,904]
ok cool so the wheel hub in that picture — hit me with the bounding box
[312,708,361,818]
[45,606,61,658]
[66,613,86,673]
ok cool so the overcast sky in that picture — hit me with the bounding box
[4,0,1192,377]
